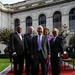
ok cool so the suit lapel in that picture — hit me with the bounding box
[15,32,23,41]
[28,33,32,42]
[28,33,31,39]
[42,35,44,47]
[36,35,38,45]
[52,37,58,46]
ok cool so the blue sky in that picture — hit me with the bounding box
[0,0,24,4]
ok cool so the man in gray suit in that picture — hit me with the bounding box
[31,25,50,75]
[10,26,24,75]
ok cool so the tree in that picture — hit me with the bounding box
[59,24,69,48]
[0,28,13,44]
[69,31,75,45]
[59,24,69,39]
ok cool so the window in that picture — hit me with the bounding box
[69,8,75,31]
[53,11,61,30]
[39,14,46,28]
[26,16,32,33]
[14,19,20,30]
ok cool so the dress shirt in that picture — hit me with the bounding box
[30,34,33,38]
[17,32,22,40]
[53,36,57,42]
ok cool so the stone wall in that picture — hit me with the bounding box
[11,1,75,34]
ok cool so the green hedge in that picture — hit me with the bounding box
[0,54,9,58]
[68,53,75,59]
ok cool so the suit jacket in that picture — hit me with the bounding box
[50,36,64,57]
[31,35,50,59]
[24,33,36,57]
[10,32,24,55]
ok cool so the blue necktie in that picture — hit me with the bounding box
[38,36,41,51]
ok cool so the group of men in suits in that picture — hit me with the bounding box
[10,25,64,75]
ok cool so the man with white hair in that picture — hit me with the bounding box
[31,25,50,75]
[24,26,35,75]
[10,26,24,75]
[50,28,64,75]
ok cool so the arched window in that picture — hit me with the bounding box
[53,11,61,30]
[14,18,20,30]
[69,8,75,31]
[26,16,32,33]
[39,14,46,28]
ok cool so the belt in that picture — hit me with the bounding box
[37,49,42,52]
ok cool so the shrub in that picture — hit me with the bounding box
[68,53,75,59]
[0,28,13,44]
[0,54,9,58]
[69,35,75,45]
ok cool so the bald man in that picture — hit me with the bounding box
[50,28,64,75]
[10,26,24,75]
[24,26,36,75]
[31,25,50,75]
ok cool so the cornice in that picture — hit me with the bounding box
[0,0,75,13]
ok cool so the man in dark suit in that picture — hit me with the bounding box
[24,26,35,75]
[10,26,24,75]
[31,25,50,75]
[50,28,64,75]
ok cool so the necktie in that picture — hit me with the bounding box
[31,34,33,39]
[53,37,56,42]
[38,36,41,51]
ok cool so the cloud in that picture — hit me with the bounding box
[0,0,25,4]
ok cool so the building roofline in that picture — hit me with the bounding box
[11,0,75,14]
[0,0,75,13]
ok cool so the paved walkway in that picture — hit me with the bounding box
[0,65,13,75]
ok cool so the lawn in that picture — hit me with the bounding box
[0,58,74,72]
[0,58,10,72]
[69,59,75,65]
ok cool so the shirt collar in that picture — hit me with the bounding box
[38,34,43,37]
[16,31,21,35]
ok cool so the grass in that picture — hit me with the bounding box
[69,59,75,65]
[0,58,74,72]
[64,59,75,66]
[0,58,10,72]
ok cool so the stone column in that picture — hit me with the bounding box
[33,19,38,33]
[46,16,53,34]
[62,14,69,29]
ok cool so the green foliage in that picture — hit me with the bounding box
[69,35,75,45]
[59,24,69,46]
[0,54,9,58]
[59,24,69,39]
[0,28,13,44]
[68,53,75,59]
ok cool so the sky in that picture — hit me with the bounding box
[0,0,25,4]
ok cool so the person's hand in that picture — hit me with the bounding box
[13,54,17,56]
[31,55,34,59]
[60,54,63,57]
[48,55,50,58]
[12,52,17,56]
[46,55,50,64]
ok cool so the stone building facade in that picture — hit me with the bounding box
[0,0,75,46]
